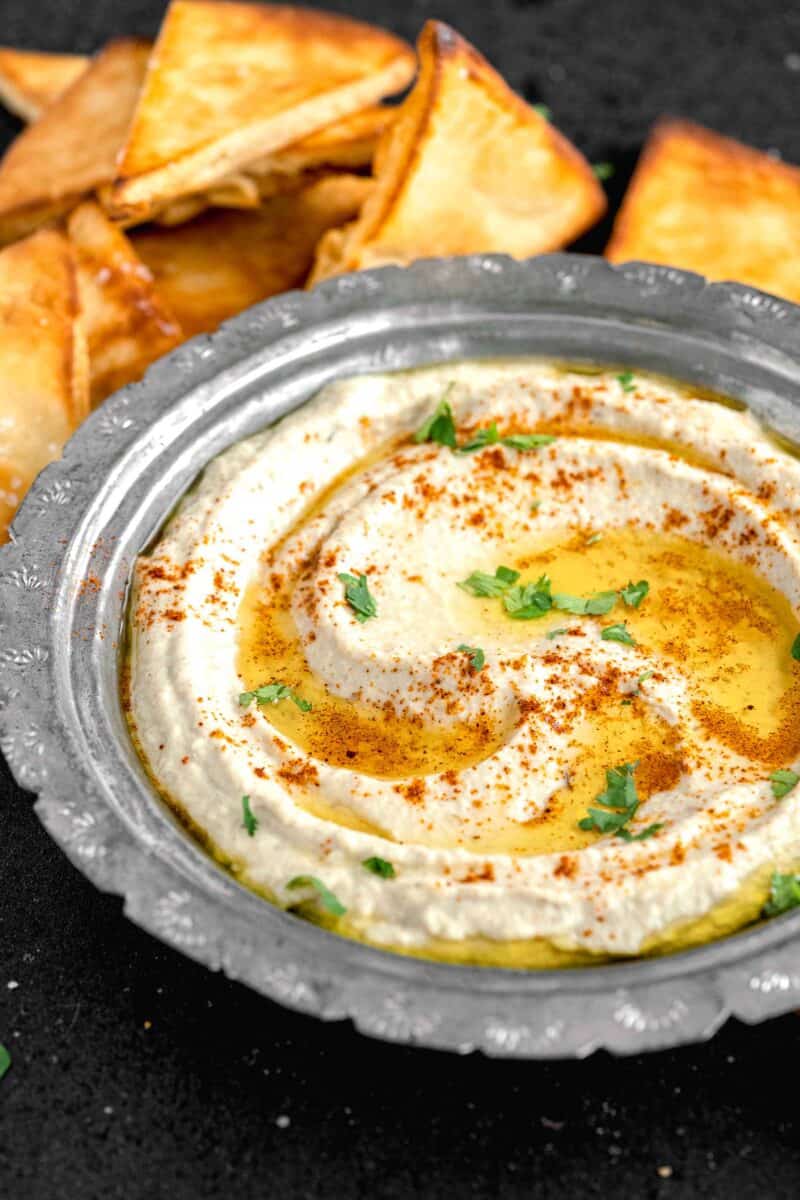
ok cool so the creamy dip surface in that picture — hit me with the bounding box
[126,361,800,967]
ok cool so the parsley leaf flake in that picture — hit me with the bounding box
[621,579,650,608]
[616,823,663,842]
[578,762,659,842]
[770,769,800,799]
[287,875,346,916]
[616,371,636,392]
[457,644,485,671]
[503,574,553,620]
[413,389,457,448]
[363,856,396,879]
[553,589,618,616]
[239,683,312,712]
[763,872,800,917]
[458,423,500,454]
[792,633,800,661]
[501,433,557,451]
[241,794,258,837]
[601,622,636,646]
[0,1044,9,1081]
[458,566,520,597]
[338,572,377,622]
[623,669,654,703]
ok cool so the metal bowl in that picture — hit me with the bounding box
[3,253,800,1059]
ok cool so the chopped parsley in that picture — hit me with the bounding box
[460,573,645,625]
[622,671,654,705]
[501,433,557,451]
[241,794,258,837]
[0,1044,9,1081]
[621,579,650,608]
[533,102,552,121]
[457,643,485,671]
[615,824,663,843]
[458,428,556,454]
[578,761,661,842]
[585,532,603,547]
[592,161,615,181]
[239,683,312,712]
[553,589,618,615]
[413,390,555,457]
[792,633,800,661]
[530,498,542,512]
[413,388,457,447]
[616,371,636,392]
[287,875,346,916]
[363,856,396,879]
[338,572,377,622]
[458,565,519,597]
[503,574,553,619]
[546,627,569,640]
[458,423,500,453]
[763,872,800,917]
[601,622,636,646]
[770,769,800,799]
[630,669,654,695]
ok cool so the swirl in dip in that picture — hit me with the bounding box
[126,361,800,967]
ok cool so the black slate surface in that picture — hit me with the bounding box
[1,2,800,1197]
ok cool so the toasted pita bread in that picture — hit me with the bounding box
[258,103,395,179]
[308,21,605,284]
[0,229,89,542]
[107,1,415,224]
[130,104,394,227]
[0,47,89,121]
[130,173,372,337]
[606,119,800,303]
[0,39,151,245]
[68,200,183,406]
[145,111,393,227]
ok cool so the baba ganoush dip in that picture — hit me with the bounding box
[126,361,800,968]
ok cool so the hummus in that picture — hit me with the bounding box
[126,361,800,967]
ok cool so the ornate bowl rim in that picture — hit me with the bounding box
[2,252,800,1058]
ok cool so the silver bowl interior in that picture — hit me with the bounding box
[2,253,800,1058]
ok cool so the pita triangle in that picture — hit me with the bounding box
[309,21,606,283]
[0,228,89,541]
[0,47,89,121]
[606,119,800,304]
[135,103,395,228]
[130,172,372,337]
[0,39,151,244]
[68,200,183,406]
[108,0,415,224]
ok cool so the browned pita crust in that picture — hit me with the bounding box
[68,200,183,406]
[262,103,395,178]
[0,228,89,541]
[309,21,605,283]
[108,1,415,224]
[0,39,151,245]
[0,47,89,121]
[131,173,372,337]
[116,104,395,228]
[606,119,800,303]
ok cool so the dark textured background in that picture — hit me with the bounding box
[2,2,800,1197]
